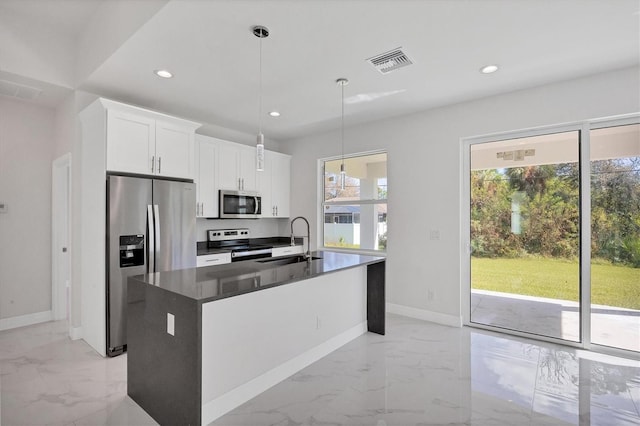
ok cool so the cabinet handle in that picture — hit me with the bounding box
[241,178,245,190]
[201,202,204,216]
[272,206,275,216]
[158,157,162,173]
[151,156,155,173]
[275,206,278,216]
[238,178,241,190]
[197,202,201,216]
[205,258,220,263]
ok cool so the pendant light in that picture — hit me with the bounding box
[253,25,269,171]
[336,78,349,190]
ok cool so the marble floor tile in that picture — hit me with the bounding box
[2,314,639,425]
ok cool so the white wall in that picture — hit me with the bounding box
[284,66,640,325]
[0,97,55,320]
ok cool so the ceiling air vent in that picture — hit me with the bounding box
[0,79,42,100]
[367,47,413,74]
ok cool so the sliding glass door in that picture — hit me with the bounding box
[469,131,581,341]
[590,124,640,352]
[466,118,639,354]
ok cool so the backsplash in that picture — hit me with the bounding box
[196,218,291,241]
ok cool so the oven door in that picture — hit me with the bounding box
[219,190,261,219]
[230,247,272,262]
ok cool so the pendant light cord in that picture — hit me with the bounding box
[341,82,344,169]
[258,35,263,135]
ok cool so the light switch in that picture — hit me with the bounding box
[0,202,7,214]
[167,313,175,336]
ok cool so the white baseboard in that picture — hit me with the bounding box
[69,326,83,340]
[201,321,367,426]
[0,310,53,331]
[386,303,462,328]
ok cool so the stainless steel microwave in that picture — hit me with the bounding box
[219,190,261,219]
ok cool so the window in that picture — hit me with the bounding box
[321,152,387,252]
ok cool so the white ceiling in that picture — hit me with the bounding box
[0,0,102,37]
[2,0,639,142]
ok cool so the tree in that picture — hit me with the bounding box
[470,169,521,257]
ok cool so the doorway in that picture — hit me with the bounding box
[52,154,71,324]
[463,117,639,355]
[469,131,581,341]
[589,123,640,352]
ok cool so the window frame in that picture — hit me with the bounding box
[318,150,388,255]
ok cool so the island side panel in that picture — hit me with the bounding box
[201,265,367,423]
[127,276,201,426]
[367,261,386,335]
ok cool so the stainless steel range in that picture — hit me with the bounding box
[207,228,272,261]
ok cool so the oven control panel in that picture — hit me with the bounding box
[208,228,250,242]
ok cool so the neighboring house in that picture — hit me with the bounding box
[323,197,387,248]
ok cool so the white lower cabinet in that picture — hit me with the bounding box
[197,253,232,267]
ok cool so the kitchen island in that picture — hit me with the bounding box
[127,250,385,426]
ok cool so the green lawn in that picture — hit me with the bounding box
[471,257,640,310]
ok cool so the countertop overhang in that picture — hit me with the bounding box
[130,250,385,304]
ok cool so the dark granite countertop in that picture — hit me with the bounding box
[130,250,385,304]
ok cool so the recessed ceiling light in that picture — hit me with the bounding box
[154,69,173,78]
[269,111,280,117]
[480,64,499,74]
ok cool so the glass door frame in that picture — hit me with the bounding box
[461,113,640,360]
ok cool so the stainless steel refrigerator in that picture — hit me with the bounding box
[106,174,196,357]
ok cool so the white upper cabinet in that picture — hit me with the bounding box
[256,152,272,217]
[103,99,200,179]
[155,121,195,179]
[195,135,219,218]
[238,145,257,191]
[194,137,291,219]
[217,141,257,191]
[271,152,291,218]
[257,150,291,218]
[106,110,155,175]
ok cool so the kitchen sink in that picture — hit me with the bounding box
[258,255,322,265]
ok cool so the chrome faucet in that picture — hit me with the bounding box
[290,216,311,260]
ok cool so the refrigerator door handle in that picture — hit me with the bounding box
[147,205,155,273]
[153,204,161,266]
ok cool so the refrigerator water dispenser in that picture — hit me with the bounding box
[119,234,144,267]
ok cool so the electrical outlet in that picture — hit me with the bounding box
[0,202,7,214]
[429,229,440,240]
[167,313,175,336]
[427,290,435,301]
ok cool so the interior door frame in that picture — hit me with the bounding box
[52,153,72,325]
[461,113,640,359]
